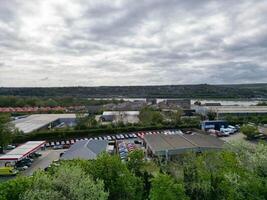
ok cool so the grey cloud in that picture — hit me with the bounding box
[0,0,267,87]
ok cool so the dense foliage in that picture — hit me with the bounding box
[240,124,259,139]
[1,84,267,98]
[0,165,107,200]
[0,96,123,107]
[0,114,14,153]
[139,107,164,126]
[225,115,267,125]
[0,142,266,200]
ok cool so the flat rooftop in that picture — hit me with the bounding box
[103,111,140,115]
[144,133,224,156]
[13,114,76,133]
[0,141,46,161]
[208,106,267,113]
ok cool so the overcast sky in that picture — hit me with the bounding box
[0,0,267,87]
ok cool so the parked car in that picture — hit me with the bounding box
[5,145,16,150]
[29,152,42,158]
[228,125,238,133]
[16,165,28,171]
[116,135,121,139]
[124,134,129,138]
[235,125,240,131]
[220,128,230,136]
[53,145,63,150]
[63,144,71,149]
[16,159,32,168]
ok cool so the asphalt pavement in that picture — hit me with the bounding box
[21,149,66,176]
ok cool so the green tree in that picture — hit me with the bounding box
[0,176,32,200]
[85,153,143,200]
[139,107,163,126]
[240,124,259,139]
[0,114,13,153]
[150,174,188,200]
[207,111,216,120]
[22,164,108,200]
[127,149,144,174]
[169,109,183,125]
[75,114,98,130]
[46,98,58,107]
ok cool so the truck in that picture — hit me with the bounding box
[0,167,18,176]
[201,120,228,131]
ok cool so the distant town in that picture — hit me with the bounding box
[0,92,267,199]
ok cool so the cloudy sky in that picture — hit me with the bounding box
[0,0,267,87]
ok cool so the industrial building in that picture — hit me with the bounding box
[60,140,109,160]
[13,114,76,133]
[195,106,267,118]
[144,133,224,160]
[100,111,140,124]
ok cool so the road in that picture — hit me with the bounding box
[22,149,66,176]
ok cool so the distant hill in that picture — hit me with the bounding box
[1,84,267,99]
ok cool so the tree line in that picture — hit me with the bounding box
[0,96,123,107]
[1,83,267,98]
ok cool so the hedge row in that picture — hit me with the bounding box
[13,124,199,143]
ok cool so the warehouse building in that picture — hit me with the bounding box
[13,114,76,133]
[144,133,224,160]
[195,106,267,118]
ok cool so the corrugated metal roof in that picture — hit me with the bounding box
[144,133,224,156]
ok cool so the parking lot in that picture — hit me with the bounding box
[21,149,66,176]
[45,129,185,149]
[220,132,246,142]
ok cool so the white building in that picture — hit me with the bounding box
[100,111,140,124]
[13,114,76,133]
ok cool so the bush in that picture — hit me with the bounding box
[240,125,259,140]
